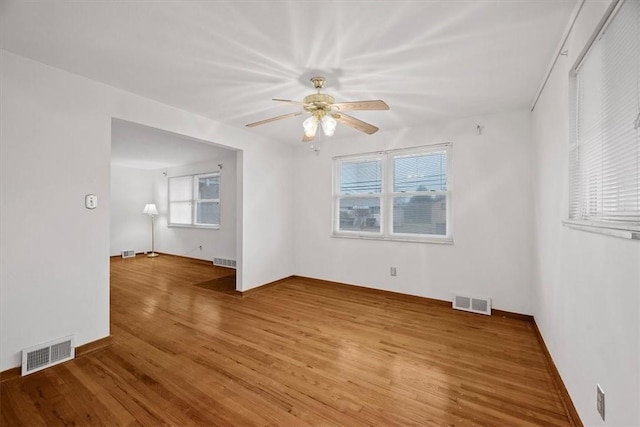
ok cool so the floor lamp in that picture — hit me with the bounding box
[143,203,159,258]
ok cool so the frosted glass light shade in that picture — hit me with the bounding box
[321,115,337,136]
[143,203,159,216]
[303,115,319,138]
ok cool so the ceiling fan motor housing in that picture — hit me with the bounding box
[303,93,335,114]
[305,76,334,117]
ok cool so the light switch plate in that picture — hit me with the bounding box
[85,194,97,209]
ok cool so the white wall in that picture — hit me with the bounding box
[293,110,534,314]
[240,145,294,291]
[153,156,237,262]
[110,165,155,256]
[531,1,640,425]
[0,50,295,370]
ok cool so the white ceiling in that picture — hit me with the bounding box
[1,1,576,144]
[111,119,235,170]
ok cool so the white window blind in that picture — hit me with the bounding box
[195,174,220,226]
[337,158,383,234]
[569,0,640,232]
[169,176,192,225]
[392,151,448,236]
[333,144,452,243]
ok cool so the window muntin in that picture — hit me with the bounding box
[333,144,452,243]
[168,172,220,228]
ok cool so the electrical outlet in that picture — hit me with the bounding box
[390,267,397,276]
[597,384,605,421]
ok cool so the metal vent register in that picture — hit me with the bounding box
[22,336,75,376]
[121,249,135,258]
[453,294,491,316]
[213,258,237,268]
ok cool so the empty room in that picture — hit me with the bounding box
[1,1,639,426]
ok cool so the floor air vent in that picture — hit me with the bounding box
[213,258,237,269]
[453,294,492,316]
[22,336,75,376]
[121,249,135,258]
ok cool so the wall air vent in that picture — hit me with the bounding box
[121,249,135,258]
[213,258,237,269]
[21,335,75,376]
[453,294,491,316]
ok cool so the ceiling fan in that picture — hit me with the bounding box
[246,77,390,142]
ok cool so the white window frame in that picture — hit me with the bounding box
[333,143,453,244]
[565,0,640,239]
[168,172,220,229]
[334,152,385,239]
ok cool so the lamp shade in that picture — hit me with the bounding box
[303,115,319,138]
[321,114,337,137]
[143,203,158,216]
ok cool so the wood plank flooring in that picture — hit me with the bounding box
[1,255,573,426]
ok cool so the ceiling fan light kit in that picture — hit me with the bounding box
[247,76,389,142]
[303,115,319,138]
[321,114,337,136]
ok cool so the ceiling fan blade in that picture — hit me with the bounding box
[302,132,316,142]
[272,98,310,107]
[331,100,389,111]
[333,113,379,135]
[246,112,302,128]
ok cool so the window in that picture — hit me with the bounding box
[168,172,220,227]
[568,0,640,236]
[337,157,383,234]
[333,144,452,243]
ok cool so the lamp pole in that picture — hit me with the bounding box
[143,204,160,258]
[148,214,159,258]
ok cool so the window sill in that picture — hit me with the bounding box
[332,233,453,245]
[562,220,640,240]
[168,224,220,230]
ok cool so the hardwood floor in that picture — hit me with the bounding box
[1,255,573,426]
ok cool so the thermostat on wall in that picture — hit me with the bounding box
[85,194,97,209]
